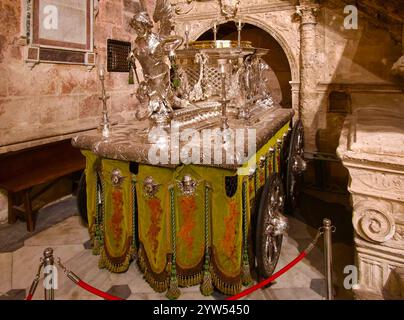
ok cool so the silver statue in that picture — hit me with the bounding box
[242,54,274,109]
[251,55,273,108]
[188,52,213,102]
[128,0,183,127]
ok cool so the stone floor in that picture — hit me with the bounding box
[0,194,354,300]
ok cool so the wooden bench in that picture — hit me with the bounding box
[0,139,85,232]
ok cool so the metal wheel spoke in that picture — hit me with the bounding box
[255,173,287,278]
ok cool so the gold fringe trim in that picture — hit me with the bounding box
[137,247,248,297]
[241,261,253,286]
[98,247,131,273]
[200,270,214,296]
[211,271,242,296]
[166,276,181,300]
[178,271,203,287]
[137,247,168,293]
[143,270,169,293]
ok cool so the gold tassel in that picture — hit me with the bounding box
[166,275,181,300]
[200,270,214,296]
[137,247,147,273]
[92,239,100,255]
[165,260,172,273]
[241,261,253,286]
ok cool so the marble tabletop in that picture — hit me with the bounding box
[72,106,294,170]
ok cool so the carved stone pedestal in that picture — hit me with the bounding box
[338,106,404,299]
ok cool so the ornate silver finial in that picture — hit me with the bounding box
[98,65,111,139]
[213,21,219,42]
[235,19,245,48]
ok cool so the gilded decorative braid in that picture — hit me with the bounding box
[89,223,96,254]
[276,143,280,173]
[241,179,253,286]
[254,170,258,194]
[99,171,105,244]
[91,174,99,255]
[93,172,104,255]
[90,185,98,255]
[131,176,137,252]
[200,184,213,296]
[166,187,181,300]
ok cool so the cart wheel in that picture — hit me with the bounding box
[255,173,288,279]
[285,119,306,214]
[77,172,88,225]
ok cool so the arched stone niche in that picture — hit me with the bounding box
[172,2,302,117]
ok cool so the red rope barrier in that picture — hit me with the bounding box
[76,280,124,300]
[24,229,323,301]
[56,258,123,300]
[227,251,308,300]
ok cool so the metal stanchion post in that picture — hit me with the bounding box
[43,248,55,300]
[323,219,333,300]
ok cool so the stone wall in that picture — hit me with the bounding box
[0,0,151,223]
[314,0,404,154]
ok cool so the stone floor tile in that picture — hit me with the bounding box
[24,216,89,247]
[107,285,132,299]
[0,253,12,295]
[0,289,26,300]
[12,244,84,290]
[127,292,166,300]
[0,197,77,253]
[267,287,323,300]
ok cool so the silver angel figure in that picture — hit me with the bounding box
[128,0,183,127]
[252,56,274,108]
[243,55,274,107]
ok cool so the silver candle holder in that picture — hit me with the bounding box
[235,19,245,48]
[213,21,219,43]
[98,65,111,139]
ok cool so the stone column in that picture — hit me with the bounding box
[290,81,300,118]
[296,1,319,152]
